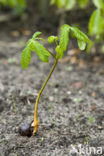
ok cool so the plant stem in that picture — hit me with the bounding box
[33,59,58,134]
[48,50,56,59]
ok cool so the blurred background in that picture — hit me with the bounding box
[0,0,104,55]
[0,0,93,31]
[1,1,104,155]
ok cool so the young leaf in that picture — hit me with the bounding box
[21,46,31,69]
[50,0,56,5]
[56,0,66,8]
[26,39,36,52]
[50,0,76,10]
[27,39,33,46]
[59,24,70,52]
[92,0,104,9]
[17,0,26,8]
[78,0,89,8]
[70,27,90,43]
[0,0,8,5]
[88,9,103,36]
[78,40,86,50]
[8,0,17,7]
[55,45,64,59]
[48,36,58,44]
[65,0,76,10]
[32,32,42,40]
[32,41,51,62]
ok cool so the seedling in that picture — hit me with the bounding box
[88,117,95,123]
[40,137,44,144]
[20,24,91,135]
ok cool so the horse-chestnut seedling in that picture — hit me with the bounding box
[21,24,91,135]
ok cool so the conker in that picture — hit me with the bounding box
[19,122,33,137]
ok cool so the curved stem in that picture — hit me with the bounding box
[48,50,56,59]
[33,59,58,134]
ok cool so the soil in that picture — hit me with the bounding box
[0,21,104,156]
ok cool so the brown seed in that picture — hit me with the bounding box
[19,122,33,137]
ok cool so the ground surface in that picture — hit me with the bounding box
[0,22,104,156]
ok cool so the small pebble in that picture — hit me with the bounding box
[49,96,54,101]
[98,126,103,130]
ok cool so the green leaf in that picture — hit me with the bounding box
[20,38,51,69]
[7,0,17,7]
[78,40,86,50]
[20,30,51,69]
[51,0,76,10]
[78,0,89,8]
[59,24,70,52]
[32,41,51,62]
[32,32,42,40]
[50,0,56,5]
[88,9,103,36]
[70,26,91,50]
[48,36,58,44]
[21,46,31,69]
[27,39,33,46]
[50,0,76,10]
[18,0,26,8]
[70,27,91,43]
[7,0,26,8]
[0,0,7,5]
[65,0,76,10]
[26,39,35,51]
[92,0,104,9]
[56,0,66,8]
[55,45,64,59]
